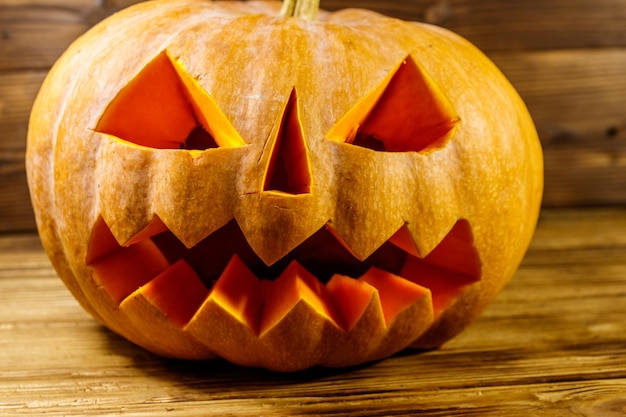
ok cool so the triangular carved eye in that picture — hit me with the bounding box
[263,89,312,195]
[327,56,459,153]
[96,51,245,151]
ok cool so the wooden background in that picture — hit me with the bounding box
[1,0,626,233]
[1,1,626,416]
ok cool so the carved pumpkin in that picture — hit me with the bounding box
[26,0,543,371]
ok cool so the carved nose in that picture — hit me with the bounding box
[262,89,312,196]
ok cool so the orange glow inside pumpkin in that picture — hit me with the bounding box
[96,51,246,151]
[327,55,459,153]
[263,88,312,195]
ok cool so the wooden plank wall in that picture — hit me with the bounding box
[1,0,625,233]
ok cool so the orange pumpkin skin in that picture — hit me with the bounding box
[26,0,543,371]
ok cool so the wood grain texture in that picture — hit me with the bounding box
[490,49,626,206]
[0,71,45,232]
[1,207,626,416]
[323,0,626,51]
[1,0,625,231]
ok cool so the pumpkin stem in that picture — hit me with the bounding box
[280,0,319,21]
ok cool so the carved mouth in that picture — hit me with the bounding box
[87,217,481,335]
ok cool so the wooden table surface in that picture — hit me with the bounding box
[1,207,626,416]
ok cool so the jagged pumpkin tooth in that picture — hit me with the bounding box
[399,220,480,317]
[183,256,265,367]
[88,235,169,305]
[184,299,261,368]
[252,262,344,371]
[86,217,123,265]
[202,255,264,333]
[359,268,431,325]
[139,259,209,328]
[326,273,377,331]
[118,260,214,359]
[125,216,169,246]
[388,225,421,258]
[255,297,341,371]
[321,272,435,368]
[319,275,388,367]
[260,262,340,334]
[357,268,435,360]
[400,257,477,318]
[370,293,434,361]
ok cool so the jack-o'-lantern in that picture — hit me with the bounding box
[26,0,543,371]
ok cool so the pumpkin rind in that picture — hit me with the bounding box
[26,0,543,371]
